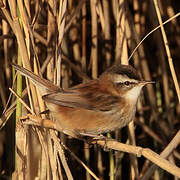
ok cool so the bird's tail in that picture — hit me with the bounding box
[12,63,60,96]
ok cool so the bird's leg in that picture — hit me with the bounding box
[39,109,49,115]
[79,132,105,139]
[87,134,114,151]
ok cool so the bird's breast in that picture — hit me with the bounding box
[46,99,137,136]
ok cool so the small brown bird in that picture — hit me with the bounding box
[12,63,153,138]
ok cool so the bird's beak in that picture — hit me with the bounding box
[139,80,155,86]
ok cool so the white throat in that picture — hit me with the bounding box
[125,86,143,103]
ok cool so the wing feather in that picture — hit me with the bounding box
[43,81,119,111]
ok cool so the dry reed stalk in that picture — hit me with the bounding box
[135,118,163,144]
[127,5,157,122]
[8,0,39,116]
[149,1,172,132]
[62,55,90,80]
[114,0,127,63]
[94,136,180,178]
[81,4,91,180]
[60,139,100,180]
[84,143,91,180]
[130,2,154,179]
[153,0,180,103]
[128,121,139,179]
[126,9,180,177]
[90,1,101,178]
[56,0,67,88]
[141,130,180,180]
[0,71,6,107]
[81,1,87,72]
[7,2,27,179]
[96,1,104,32]
[116,1,139,179]
[47,0,56,89]
[20,1,52,178]
[2,7,9,105]
[51,131,74,180]
[102,0,111,67]
[70,25,81,62]
[90,0,98,79]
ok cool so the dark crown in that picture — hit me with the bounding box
[103,64,141,81]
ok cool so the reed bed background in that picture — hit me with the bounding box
[0,0,180,179]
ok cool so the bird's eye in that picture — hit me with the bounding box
[124,81,130,86]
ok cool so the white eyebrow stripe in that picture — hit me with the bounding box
[113,74,138,83]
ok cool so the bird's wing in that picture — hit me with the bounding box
[43,81,118,111]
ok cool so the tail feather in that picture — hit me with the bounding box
[12,63,60,96]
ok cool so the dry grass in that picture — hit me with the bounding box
[0,0,180,179]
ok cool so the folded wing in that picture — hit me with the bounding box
[43,81,119,112]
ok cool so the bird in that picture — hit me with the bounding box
[12,63,153,139]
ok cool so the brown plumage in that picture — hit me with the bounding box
[12,63,153,138]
